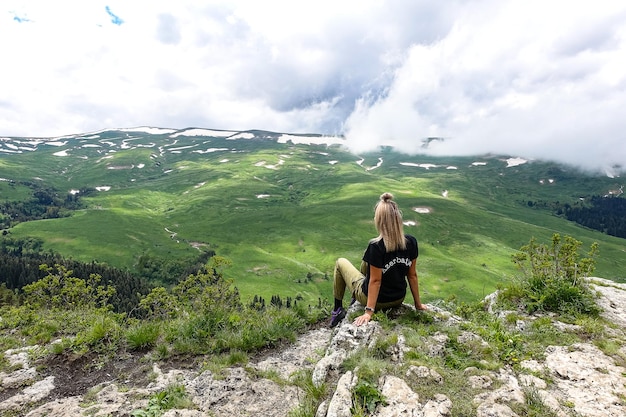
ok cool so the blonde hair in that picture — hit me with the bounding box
[372,192,406,252]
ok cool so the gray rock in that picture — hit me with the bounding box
[374,375,420,416]
[4,278,626,417]
[325,371,355,417]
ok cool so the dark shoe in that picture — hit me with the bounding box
[330,307,347,328]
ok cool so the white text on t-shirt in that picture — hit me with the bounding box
[381,257,412,274]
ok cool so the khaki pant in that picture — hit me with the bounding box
[333,258,404,310]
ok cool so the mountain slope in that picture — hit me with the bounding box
[1,127,624,304]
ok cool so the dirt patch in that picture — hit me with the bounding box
[38,352,154,399]
[2,322,330,411]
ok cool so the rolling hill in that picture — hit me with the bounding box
[1,127,624,305]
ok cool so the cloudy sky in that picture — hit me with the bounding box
[2,1,625,171]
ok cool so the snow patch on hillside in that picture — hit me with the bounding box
[171,129,237,138]
[169,145,198,152]
[277,134,344,145]
[228,132,255,140]
[119,127,177,135]
[255,160,283,170]
[506,157,528,167]
[400,162,438,169]
[193,148,230,154]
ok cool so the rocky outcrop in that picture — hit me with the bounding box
[2,278,626,416]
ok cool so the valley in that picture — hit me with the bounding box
[1,127,624,305]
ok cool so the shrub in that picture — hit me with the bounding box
[352,380,387,415]
[126,322,161,351]
[23,264,116,311]
[288,369,328,417]
[501,234,600,317]
[76,313,123,354]
[131,384,194,417]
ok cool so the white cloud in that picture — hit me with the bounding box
[343,0,626,171]
[1,0,625,171]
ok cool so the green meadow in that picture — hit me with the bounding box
[2,130,625,306]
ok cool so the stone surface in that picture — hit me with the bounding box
[2,277,626,416]
[325,371,355,417]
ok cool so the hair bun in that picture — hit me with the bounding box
[380,192,394,202]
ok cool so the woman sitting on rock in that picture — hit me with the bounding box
[330,192,427,327]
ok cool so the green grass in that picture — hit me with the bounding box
[2,131,625,306]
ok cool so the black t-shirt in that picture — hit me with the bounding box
[362,234,419,303]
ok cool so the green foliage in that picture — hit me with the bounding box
[131,384,194,417]
[20,317,59,345]
[138,257,240,320]
[126,321,161,351]
[135,251,214,286]
[0,243,151,314]
[502,234,601,317]
[138,287,176,320]
[443,333,492,370]
[0,265,128,354]
[343,349,391,383]
[526,316,577,352]
[510,387,560,417]
[1,254,319,364]
[134,256,311,356]
[288,369,328,417]
[0,283,19,307]
[451,304,553,367]
[351,380,387,415]
[23,264,116,311]
[76,314,123,354]
[370,333,398,360]
[0,181,78,228]
[5,131,625,308]
[171,257,241,315]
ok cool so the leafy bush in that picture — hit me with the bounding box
[352,380,387,415]
[501,234,600,317]
[126,321,161,351]
[138,256,309,355]
[2,255,319,369]
[288,369,328,417]
[75,314,123,354]
[131,384,194,417]
[138,256,240,320]
[22,264,116,311]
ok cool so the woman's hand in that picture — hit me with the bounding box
[415,303,428,311]
[353,312,372,326]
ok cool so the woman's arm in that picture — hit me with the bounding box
[353,265,382,326]
[407,259,427,311]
